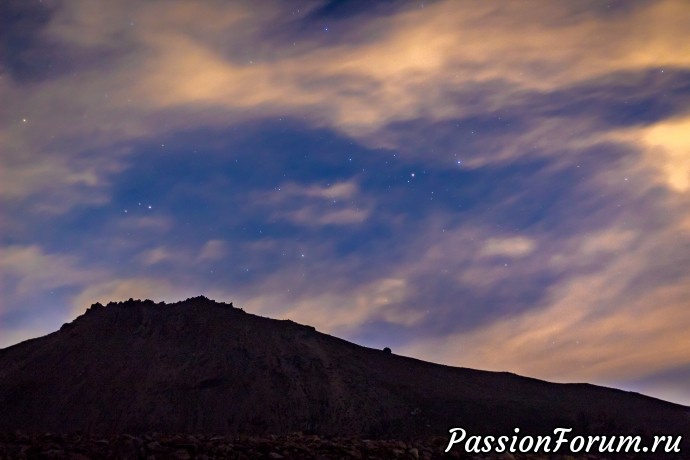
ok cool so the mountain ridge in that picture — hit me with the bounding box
[0,296,688,450]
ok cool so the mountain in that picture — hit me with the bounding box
[0,297,688,448]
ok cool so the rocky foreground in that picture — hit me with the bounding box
[0,432,645,460]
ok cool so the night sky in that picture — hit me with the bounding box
[2,0,689,406]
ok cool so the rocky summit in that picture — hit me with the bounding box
[0,297,688,456]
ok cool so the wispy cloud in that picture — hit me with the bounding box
[256,180,372,226]
[4,0,689,210]
[479,237,536,258]
[0,245,104,299]
[197,239,227,262]
[399,216,690,388]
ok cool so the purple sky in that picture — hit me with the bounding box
[1,0,689,406]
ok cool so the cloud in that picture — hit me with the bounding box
[576,228,637,256]
[138,247,175,266]
[0,245,103,299]
[4,0,689,211]
[283,207,370,226]
[294,182,359,200]
[546,228,638,271]
[119,216,173,233]
[137,240,229,266]
[242,277,420,335]
[398,218,690,389]
[637,116,690,193]
[197,239,227,262]
[259,180,372,226]
[126,0,690,140]
[479,236,536,258]
[271,181,359,201]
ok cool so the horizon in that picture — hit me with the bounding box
[1,0,689,409]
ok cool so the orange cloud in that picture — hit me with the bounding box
[399,220,690,387]
[197,240,228,262]
[3,0,689,207]
[479,236,536,258]
[639,117,690,193]
[0,245,104,297]
[243,277,418,335]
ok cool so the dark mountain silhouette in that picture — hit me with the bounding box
[0,297,688,449]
